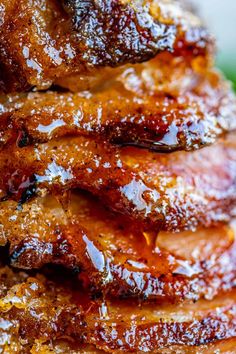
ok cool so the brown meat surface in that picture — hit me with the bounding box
[0,265,235,353]
[26,339,236,353]
[0,0,213,92]
[1,56,235,151]
[0,191,235,302]
[0,134,235,231]
[0,1,235,353]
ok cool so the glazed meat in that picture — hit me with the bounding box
[20,339,236,354]
[0,134,235,231]
[0,191,235,302]
[0,265,235,353]
[0,0,213,92]
[0,1,235,352]
[1,56,235,151]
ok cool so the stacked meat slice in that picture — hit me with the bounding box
[0,0,235,352]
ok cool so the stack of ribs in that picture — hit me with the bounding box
[0,0,235,352]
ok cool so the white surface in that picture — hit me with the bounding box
[192,0,236,60]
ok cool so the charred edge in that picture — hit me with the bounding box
[18,175,37,207]
[62,0,176,66]
[10,233,80,271]
[16,129,32,148]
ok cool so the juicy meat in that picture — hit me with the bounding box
[61,0,176,64]
[10,340,236,354]
[0,134,235,231]
[1,191,235,302]
[0,1,235,352]
[158,340,236,354]
[1,56,235,151]
[84,292,236,352]
[0,265,235,352]
[0,0,213,92]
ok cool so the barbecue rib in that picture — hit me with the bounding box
[0,191,235,302]
[0,264,235,353]
[0,0,213,93]
[0,0,235,352]
[1,56,235,151]
[0,134,235,231]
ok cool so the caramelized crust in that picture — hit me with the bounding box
[3,339,236,354]
[28,339,236,354]
[0,0,213,92]
[0,265,235,352]
[1,191,235,302]
[31,342,106,353]
[1,56,235,151]
[0,1,235,352]
[0,134,235,231]
[61,0,176,64]
[85,293,236,352]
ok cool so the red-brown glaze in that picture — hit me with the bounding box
[0,265,235,353]
[0,191,235,302]
[1,57,235,151]
[84,293,236,352]
[0,0,213,92]
[0,1,235,352]
[32,339,236,354]
[0,134,235,231]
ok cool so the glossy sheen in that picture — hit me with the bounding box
[0,0,213,92]
[1,55,235,151]
[0,134,235,231]
[0,265,235,353]
[26,339,236,354]
[61,0,176,64]
[0,1,235,352]
[1,191,235,302]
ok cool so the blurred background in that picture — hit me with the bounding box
[193,0,236,89]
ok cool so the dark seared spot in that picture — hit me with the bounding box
[18,175,37,206]
[63,0,176,66]
[16,129,31,148]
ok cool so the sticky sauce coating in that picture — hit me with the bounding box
[0,191,235,302]
[0,0,213,92]
[0,264,235,352]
